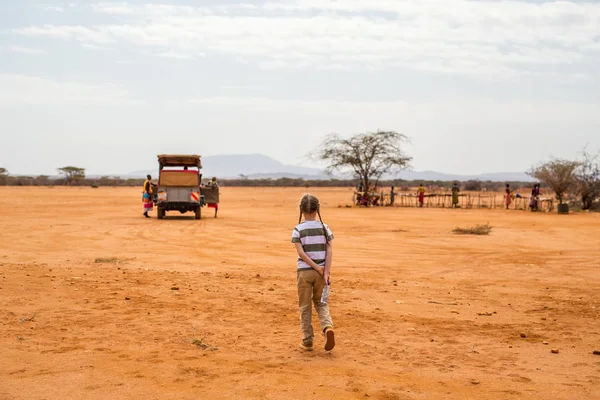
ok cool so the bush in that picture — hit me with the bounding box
[463,180,482,191]
[452,223,492,235]
[528,159,580,204]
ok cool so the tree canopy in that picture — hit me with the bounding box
[575,147,600,210]
[0,167,7,185]
[313,130,412,195]
[58,166,86,185]
[528,159,580,204]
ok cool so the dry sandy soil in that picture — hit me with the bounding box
[1,187,599,400]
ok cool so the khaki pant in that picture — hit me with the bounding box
[297,269,333,346]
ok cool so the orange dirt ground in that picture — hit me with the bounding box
[1,187,599,400]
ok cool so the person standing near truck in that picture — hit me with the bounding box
[206,177,219,217]
[142,174,154,218]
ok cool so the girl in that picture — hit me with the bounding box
[292,194,335,352]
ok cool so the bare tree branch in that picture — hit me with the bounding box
[575,147,600,210]
[312,130,412,201]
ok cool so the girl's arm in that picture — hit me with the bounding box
[323,242,333,283]
[294,243,324,274]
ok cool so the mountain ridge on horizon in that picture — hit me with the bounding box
[124,154,533,182]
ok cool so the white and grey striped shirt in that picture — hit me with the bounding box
[291,220,334,270]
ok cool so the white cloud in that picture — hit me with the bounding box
[159,51,196,59]
[31,4,65,12]
[1,46,47,55]
[0,74,143,106]
[81,43,113,51]
[188,95,600,124]
[12,1,600,78]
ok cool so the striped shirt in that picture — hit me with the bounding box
[291,220,334,270]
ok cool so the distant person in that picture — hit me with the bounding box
[390,186,395,206]
[372,190,380,207]
[142,174,154,218]
[292,193,335,352]
[417,183,425,208]
[207,177,218,187]
[356,182,367,206]
[206,177,219,217]
[505,184,512,210]
[530,184,540,211]
[451,182,460,208]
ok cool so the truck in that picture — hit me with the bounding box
[154,154,219,220]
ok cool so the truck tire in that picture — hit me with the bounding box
[157,208,165,220]
[195,206,201,220]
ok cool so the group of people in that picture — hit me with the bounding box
[353,182,382,206]
[385,182,542,210]
[505,183,541,211]
[357,182,458,208]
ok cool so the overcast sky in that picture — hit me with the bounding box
[1,0,599,176]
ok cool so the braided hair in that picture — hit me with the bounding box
[299,193,329,244]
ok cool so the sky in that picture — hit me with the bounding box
[0,0,599,176]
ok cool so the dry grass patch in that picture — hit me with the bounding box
[452,223,492,235]
[94,257,121,264]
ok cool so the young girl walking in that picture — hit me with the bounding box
[292,193,335,352]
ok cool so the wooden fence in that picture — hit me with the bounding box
[380,192,554,211]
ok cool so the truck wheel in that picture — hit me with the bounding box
[157,208,165,220]
[195,206,201,220]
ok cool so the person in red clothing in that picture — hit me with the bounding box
[505,184,512,210]
[417,184,425,208]
[207,177,219,217]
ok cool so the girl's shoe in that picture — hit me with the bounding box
[324,327,335,351]
[299,342,313,352]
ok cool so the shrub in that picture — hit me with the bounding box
[452,223,492,235]
[463,180,482,191]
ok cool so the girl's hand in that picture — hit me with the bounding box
[324,271,330,284]
[317,266,325,276]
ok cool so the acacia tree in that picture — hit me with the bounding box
[58,166,86,185]
[575,148,600,210]
[528,159,580,204]
[313,130,412,197]
[35,175,50,186]
[0,167,7,185]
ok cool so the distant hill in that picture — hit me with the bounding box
[395,170,533,182]
[126,154,533,182]
[129,154,327,179]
